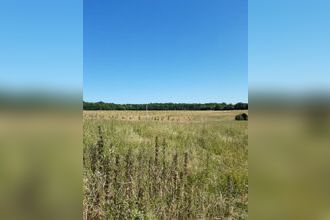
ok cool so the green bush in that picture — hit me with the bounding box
[235,113,248,121]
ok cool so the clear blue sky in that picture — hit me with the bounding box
[0,0,82,93]
[249,0,330,92]
[84,0,247,104]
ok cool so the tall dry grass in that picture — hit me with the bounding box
[83,111,248,219]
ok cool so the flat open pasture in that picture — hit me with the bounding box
[83,110,248,219]
[84,110,247,123]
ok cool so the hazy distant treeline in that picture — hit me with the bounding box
[83,102,248,111]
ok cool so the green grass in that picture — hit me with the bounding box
[83,111,248,219]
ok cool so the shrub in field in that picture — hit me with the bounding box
[235,113,248,121]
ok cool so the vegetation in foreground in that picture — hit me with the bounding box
[83,111,248,219]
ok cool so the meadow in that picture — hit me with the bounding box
[83,110,248,219]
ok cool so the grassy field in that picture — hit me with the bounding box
[83,110,248,219]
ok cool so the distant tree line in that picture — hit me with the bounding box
[83,102,248,111]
